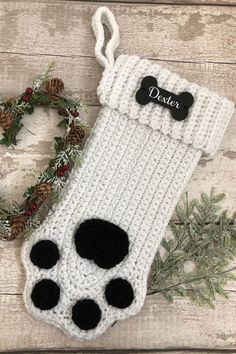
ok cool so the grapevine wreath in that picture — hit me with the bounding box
[0,63,87,241]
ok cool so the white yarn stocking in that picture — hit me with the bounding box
[22,7,234,341]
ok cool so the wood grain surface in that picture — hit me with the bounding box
[84,0,236,5]
[1,292,236,351]
[0,2,235,63]
[0,0,235,352]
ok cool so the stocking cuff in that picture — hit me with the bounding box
[98,55,234,155]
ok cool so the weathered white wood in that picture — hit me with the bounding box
[0,0,235,352]
[1,228,235,295]
[40,352,236,354]
[0,54,235,106]
[1,105,236,210]
[87,0,236,4]
[0,2,235,63]
[1,146,236,211]
[0,55,235,208]
[0,292,236,351]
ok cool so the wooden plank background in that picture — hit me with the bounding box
[0,0,235,353]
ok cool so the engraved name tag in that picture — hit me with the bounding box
[136,76,194,121]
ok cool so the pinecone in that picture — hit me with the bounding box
[34,182,52,204]
[46,78,64,95]
[67,126,85,146]
[49,93,61,102]
[10,214,27,240]
[0,110,14,130]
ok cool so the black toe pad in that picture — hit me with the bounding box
[30,240,60,269]
[74,219,129,269]
[105,278,134,309]
[31,279,60,310]
[72,299,101,330]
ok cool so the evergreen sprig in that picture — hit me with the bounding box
[33,62,56,91]
[149,189,236,307]
[0,63,87,240]
[0,198,21,240]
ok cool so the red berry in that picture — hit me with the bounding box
[22,95,30,103]
[72,111,79,117]
[63,165,69,172]
[25,87,33,95]
[24,209,33,217]
[30,203,37,211]
[57,169,64,177]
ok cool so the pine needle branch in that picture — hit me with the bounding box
[148,189,236,307]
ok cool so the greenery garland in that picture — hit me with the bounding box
[149,190,236,307]
[0,63,87,241]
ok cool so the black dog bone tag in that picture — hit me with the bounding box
[136,76,194,121]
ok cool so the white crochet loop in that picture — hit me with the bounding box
[92,6,120,68]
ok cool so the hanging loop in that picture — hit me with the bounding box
[92,7,120,69]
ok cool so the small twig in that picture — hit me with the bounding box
[150,266,236,295]
[23,125,36,136]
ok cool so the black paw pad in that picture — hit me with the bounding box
[74,219,129,269]
[31,279,60,310]
[72,299,101,330]
[105,278,134,309]
[30,240,60,269]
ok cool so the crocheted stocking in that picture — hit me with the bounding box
[22,7,234,340]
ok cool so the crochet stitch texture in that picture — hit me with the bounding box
[22,7,234,340]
